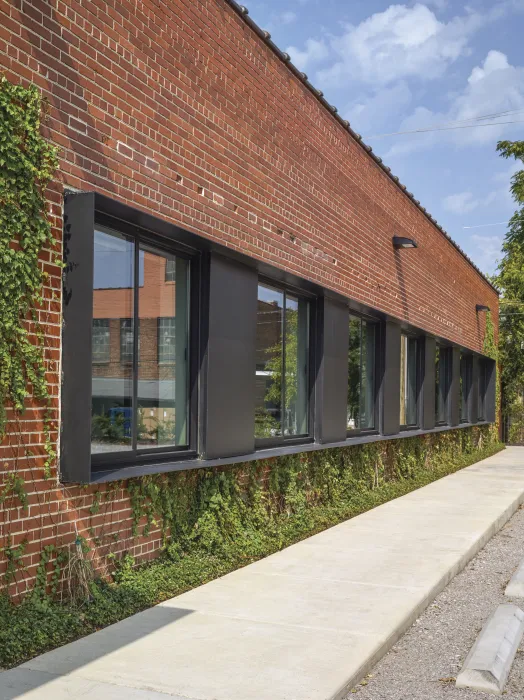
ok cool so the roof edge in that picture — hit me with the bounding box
[222,0,499,296]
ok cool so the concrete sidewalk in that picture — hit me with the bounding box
[2,447,524,700]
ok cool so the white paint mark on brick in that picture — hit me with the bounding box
[117,141,134,159]
[213,193,224,206]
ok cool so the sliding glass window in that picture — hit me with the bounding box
[435,345,451,425]
[90,225,190,459]
[255,283,310,441]
[400,334,419,427]
[347,315,376,432]
[460,352,472,422]
[478,360,487,421]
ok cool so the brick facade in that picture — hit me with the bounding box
[0,0,498,596]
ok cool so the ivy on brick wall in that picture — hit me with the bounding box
[0,76,59,477]
[0,425,503,667]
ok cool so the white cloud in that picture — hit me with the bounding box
[279,11,297,25]
[467,234,503,274]
[287,38,329,71]
[384,50,524,157]
[443,191,480,214]
[314,3,488,87]
[345,81,412,133]
[419,0,449,10]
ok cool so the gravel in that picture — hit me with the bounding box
[345,504,524,699]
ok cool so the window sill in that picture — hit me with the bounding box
[86,420,494,484]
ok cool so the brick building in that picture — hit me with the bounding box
[0,0,498,595]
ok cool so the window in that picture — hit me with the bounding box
[120,318,134,364]
[435,345,451,424]
[478,360,487,420]
[400,334,419,427]
[90,226,190,457]
[158,317,176,363]
[347,315,376,431]
[460,352,472,422]
[255,282,310,441]
[92,319,110,363]
[165,259,176,282]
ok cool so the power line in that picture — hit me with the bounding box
[365,108,524,137]
[366,112,524,139]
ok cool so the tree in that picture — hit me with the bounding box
[492,139,524,425]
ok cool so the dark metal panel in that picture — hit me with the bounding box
[422,336,436,431]
[381,321,401,436]
[449,347,461,426]
[470,356,480,424]
[485,358,497,423]
[61,192,95,483]
[202,254,258,459]
[315,298,349,444]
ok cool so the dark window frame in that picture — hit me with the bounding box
[254,276,316,451]
[400,332,422,430]
[62,192,498,484]
[90,212,200,474]
[478,359,488,421]
[346,313,380,438]
[460,352,473,423]
[435,344,452,426]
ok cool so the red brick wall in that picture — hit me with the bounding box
[0,0,498,597]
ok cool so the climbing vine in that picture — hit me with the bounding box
[0,76,59,475]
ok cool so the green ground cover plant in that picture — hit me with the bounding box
[0,427,502,668]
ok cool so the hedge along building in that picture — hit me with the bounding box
[0,0,498,597]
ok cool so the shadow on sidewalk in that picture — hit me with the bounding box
[0,606,194,699]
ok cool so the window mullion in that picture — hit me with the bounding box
[359,320,363,430]
[282,291,286,436]
[132,236,139,452]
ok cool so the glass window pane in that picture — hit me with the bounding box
[255,284,283,438]
[91,228,134,454]
[284,294,309,436]
[435,346,449,424]
[92,319,110,363]
[360,321,375,429]
[137,246,189,448]
[478,361,486,420]
[347,316,361,429]
[460,353,471,422]
[400,334,418,426]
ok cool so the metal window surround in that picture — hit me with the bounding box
[61,191,497,484]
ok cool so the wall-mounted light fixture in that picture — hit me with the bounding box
[476,304,491,313]
[393,235,417,249]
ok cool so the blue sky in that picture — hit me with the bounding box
[243,0,524,275]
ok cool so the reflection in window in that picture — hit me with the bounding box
[478,360,487,420]
[347,316,375,430]
[91,228,134,453]
[158,318,176,364]
[120,319,134,363]
[400,334,418,426]
[92,319,110,364]
[137,247,189,448]
[460,353,472,422]
[435,345,450,424]
[255,283,309,439]
[165,259,176,282]
[90,226,190,455]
